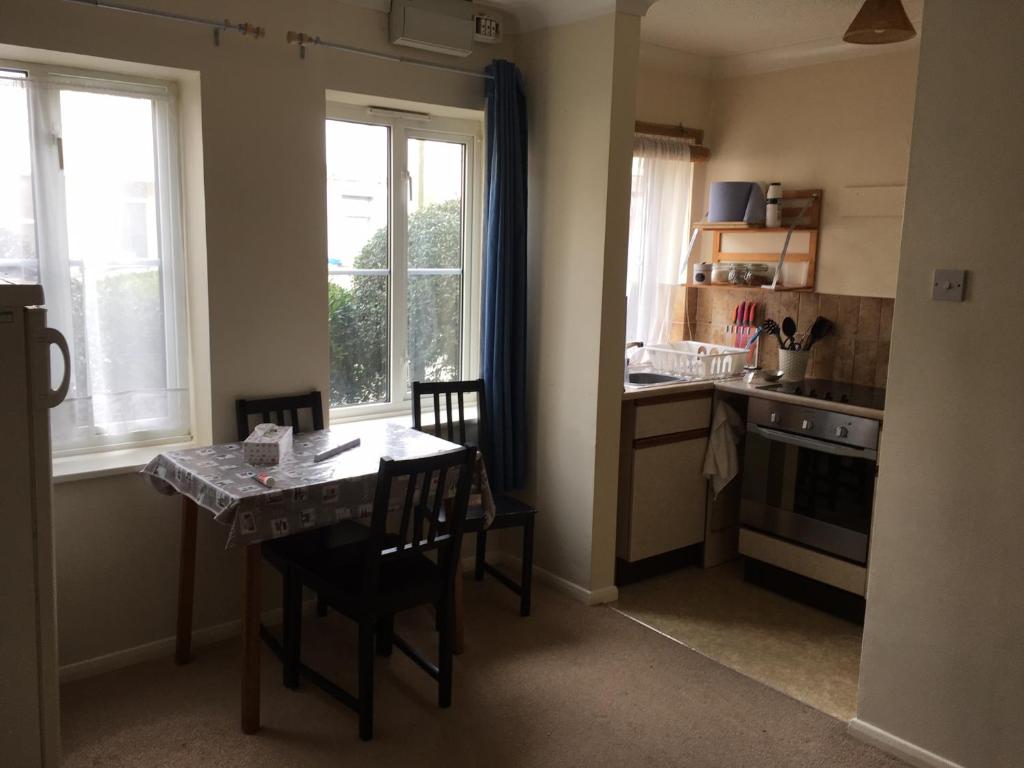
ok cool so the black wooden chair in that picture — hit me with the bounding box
[279,447,476,741]
[411,379,536,617]
[235,390,324,440]
[234,391,335,669]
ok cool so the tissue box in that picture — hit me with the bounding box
[243,423,293,466]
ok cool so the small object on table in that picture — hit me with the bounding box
[255,472,276,489]
[243,423,293,465]
[314,437,361,463]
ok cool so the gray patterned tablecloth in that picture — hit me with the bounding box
[142,422,494,548]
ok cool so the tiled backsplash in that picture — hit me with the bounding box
[671,287,894,388]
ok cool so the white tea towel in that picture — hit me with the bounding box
[703,400,744,498]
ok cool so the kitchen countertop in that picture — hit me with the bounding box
[624,375,884,421]
[621,379,715,401]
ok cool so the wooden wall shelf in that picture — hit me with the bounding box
[692,188,822,292]
[699,225,816,233]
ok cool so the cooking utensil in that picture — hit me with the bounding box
[759,319,781,348]
[802,316,834,351]
[760,369,784,383]
[782,316,797,350]
[736,302,747,346]
[746,318,777,350]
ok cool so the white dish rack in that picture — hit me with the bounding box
[636,341,748,381]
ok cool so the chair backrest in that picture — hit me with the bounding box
[235,391,324,441]
[361,446,476,600]
[411,379,486,453]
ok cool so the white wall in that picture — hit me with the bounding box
[592,13,642,594]
[854,2,1024,766]
[634,47,918,299]
[634,42,714,252]
[634,45,919,299]
[515,12,640,597]
[1,0,513,667]
[704,51,919,297]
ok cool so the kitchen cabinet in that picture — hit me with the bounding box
[616,390,712,572]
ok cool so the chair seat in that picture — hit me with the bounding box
[464,493,536,531]
[263,520,369,571]
[292,540,443,616]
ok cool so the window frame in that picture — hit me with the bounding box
[0,58,191,455]
[325,101,483,423]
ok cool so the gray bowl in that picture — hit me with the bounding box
[761,370,785,383]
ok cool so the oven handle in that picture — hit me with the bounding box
[748,424,878,461]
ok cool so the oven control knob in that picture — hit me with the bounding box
[801,419,814,431]
[770,412,780,424]
[834,426,849,438]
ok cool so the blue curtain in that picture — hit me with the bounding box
[482,60,528,493]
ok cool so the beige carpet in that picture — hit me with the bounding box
[61,576,902,768]
[614,560,863,720]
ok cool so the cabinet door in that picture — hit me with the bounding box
[627,437,708,561]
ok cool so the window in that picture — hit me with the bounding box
[0,62,189,453]
[626,136,693,346]
[325,103,481,416]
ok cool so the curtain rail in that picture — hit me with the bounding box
[286,31,493,79]
[634,120,711,162]
[64,0,265,45]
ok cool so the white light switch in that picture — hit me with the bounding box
[932,269,966,302]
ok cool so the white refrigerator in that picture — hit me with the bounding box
[0,278,70,767]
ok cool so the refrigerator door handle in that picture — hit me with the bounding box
[41,327,70,409]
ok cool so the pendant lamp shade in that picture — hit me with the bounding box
[843,0,917,44]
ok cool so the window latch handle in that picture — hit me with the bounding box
[56,136,64,171]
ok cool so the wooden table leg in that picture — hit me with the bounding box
[453,563,464,655]
[175,497,198,665]
[241,544,261,734]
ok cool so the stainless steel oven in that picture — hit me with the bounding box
[740,396,880,565]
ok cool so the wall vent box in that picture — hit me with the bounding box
[390,0,475,58]
[474,13,502,43]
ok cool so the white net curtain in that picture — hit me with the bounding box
[625,135,692,347]
[0,68,189,453]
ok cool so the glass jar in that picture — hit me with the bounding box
[745,263,773,286]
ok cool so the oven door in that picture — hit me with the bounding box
[740,423,876,564]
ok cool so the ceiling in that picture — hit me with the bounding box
[483,0,923,57]
[341,0,924,60]
[640,0,924,57]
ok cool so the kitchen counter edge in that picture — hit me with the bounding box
[624,377,884,421]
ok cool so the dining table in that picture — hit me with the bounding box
[142,420,493,735]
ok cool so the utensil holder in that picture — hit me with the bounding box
[778,349,810,383]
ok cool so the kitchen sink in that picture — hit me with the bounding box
[626,371,684,386]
